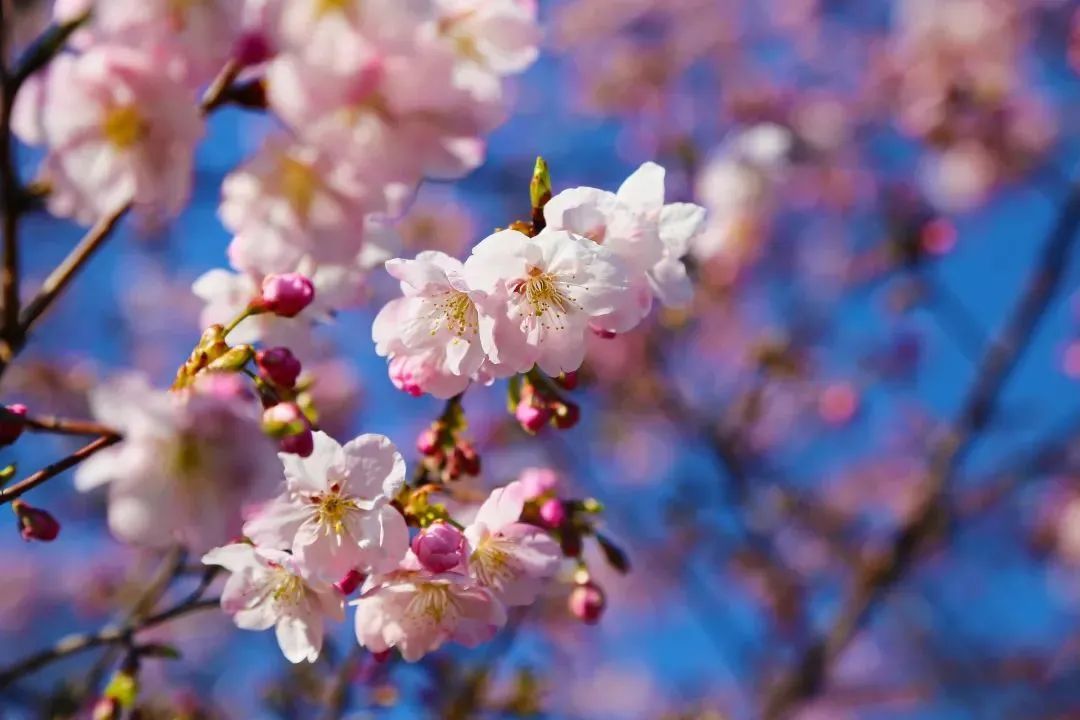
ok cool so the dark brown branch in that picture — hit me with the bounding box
[1,408,120,438]
[761,182,1080,719]
[0,433,121,504]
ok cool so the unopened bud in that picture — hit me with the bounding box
[13,500,60,542]
[411,521,466,573]
[568,581,606,624]
[207,344,253,372]
[515,399,550,434]
[416,426,440,456]
[334,569,365,595]
[256,347,302,388]
[556,371,579,390]
[538,498,566,528]
[261,403,308,438]
[454,442,481,477]
[0,404,27,447]
[279,428,314,458]
[92,697,121,720]
[233,31,272,66]
[591,326,617,339]
[551,401,580,430]
[258,273,315,318]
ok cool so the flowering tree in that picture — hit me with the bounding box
[1,0,1080,718]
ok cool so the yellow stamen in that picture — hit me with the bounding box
[429,291,477,337]
[101,105,146,150]
[279,155,320,220]
[315,492,359,536]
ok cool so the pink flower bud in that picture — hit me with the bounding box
[334,569,365,595]
[259,273,315,318]
[411,521,466,573]
[552,401,580,430]
[256,347,302,388]
[568,581,605,624]
[591,326,617,339]
[0,403,28,447]
[454,442,481,477]
[13,500,60,542]
[372,649,392,663]
[262,402,308,437]
[516,400,550,433]
[279,428,314,457]
[416,427,440,456]
[92,697,121,720]
[538,498,566,528]
[557,371,579,390]
[233,31,273,66]
[519,467,559,500]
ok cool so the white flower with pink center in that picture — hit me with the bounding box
[544,162,706,327]
[463,481,561,606]
[244,432,409,579]
[12,46,204,224]
[202,543,344,663]
[352,552,506,662]
[372,251,489,398]
[463,228,634,375]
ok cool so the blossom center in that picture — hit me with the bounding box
[271,569,305,606]
[470,536,519,589]
[513,266,578,329]
[316,0,350,16]
[429,290,477,337]
[102,105,146,150]
[408,583,457,623]
[314,491,358,535]
[279,155,320,219]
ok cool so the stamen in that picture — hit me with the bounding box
[428,290,477,337]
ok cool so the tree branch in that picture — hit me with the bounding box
[0,433,121,504]
[761,182,1080,718]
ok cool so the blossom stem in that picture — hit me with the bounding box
[0,408,121,438]
[223,306,255,337]
[0,433,122,505]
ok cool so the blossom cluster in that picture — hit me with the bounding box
[373,162,706,398]
[203,432,563,664]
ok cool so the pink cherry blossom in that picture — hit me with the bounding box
[12,45,204,225]
[352,553,506,662]
[243,431,409,579]
[463,481,561,606]
[202,543,344,663]
[463,229,634,375]
[544,162,706,321]
[221,136,396,271]
[372,251,489,398]
[74,375,279,550]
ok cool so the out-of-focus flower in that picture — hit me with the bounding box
[13,46,204,225]
[463,229,634,376]
[463,481,561,606]
[518,467,560,500]
[74,375,278,550]
[244,431,409,579]
[202,543,344,663]
[12,500,61,542]
[352,552,506,661]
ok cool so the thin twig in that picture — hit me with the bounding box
[0,433,121,504]
[761,182,1080,719]
[4,409,120,438]
[0,595,220,690]
[0,0,20,341]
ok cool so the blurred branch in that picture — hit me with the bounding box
[4,408,120,438]
[762,181,1080,719]
[0,433,121,504]
[0,0,20,343]
[0,591,220,690]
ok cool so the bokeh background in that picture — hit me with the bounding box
[5,0,1080,718]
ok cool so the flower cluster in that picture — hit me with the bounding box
[373,162,707,397]
[203,433,565,664]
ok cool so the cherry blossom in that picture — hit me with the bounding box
[372,251,489,398]
[544,162,706,323]
[463,229,634,375]
[12,46,204,225]
[243,432,409,579]
[462,481,561,606]
[202,543,344,663]
[352,552,506,662]
[73,375,279,550]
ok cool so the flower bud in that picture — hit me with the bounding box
[411,521,466,573]
[516,399,550,434]
[538,498,566,528]
[560,529,582,557]
[233,31,272,66]
[279,428,314,458]
[92,697,121,720]
[207,344,253,372]
[568,581,605,624]
[0,403,28,447]
[256,347,302,388]
[556,371,579,390]
[259,273,314,318]
[454,442,481,477]
[519,467,559,499]
[551,401,580,430]
[261,402,307,437]
[591,326,617,339]
[372,649,392,663]
[13,500,60,542]
[416,426,440,456]
[334,569,365,596]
